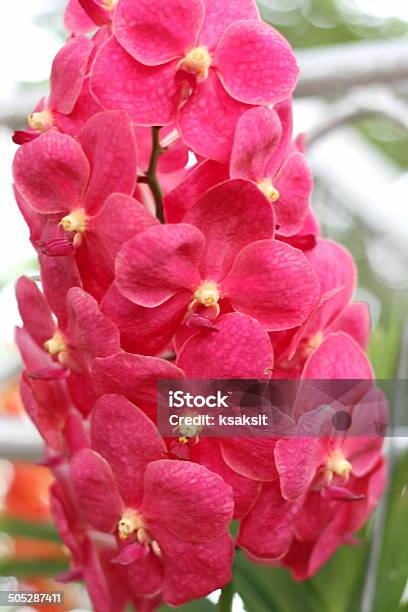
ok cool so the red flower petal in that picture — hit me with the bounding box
[114,0,203,65]
[224,240,320,331]
[215,20,299,105]
[13,131,90,214]
[70,448,123,531]
[91,394,166,506]
[116,223,204,307]
[184,179,275,280]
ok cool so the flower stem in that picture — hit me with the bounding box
[146,126,165,224]
[217,581,234,612]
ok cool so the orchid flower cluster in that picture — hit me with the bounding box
[12,0,386,609]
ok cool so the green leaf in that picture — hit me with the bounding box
[234,552,325,612]
[372,450,408,612]
[0,558,68,578]
[0,516,61,542]
[160,598,215,611]
[309,527,371,612]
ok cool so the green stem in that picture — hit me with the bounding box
[217,581,235,612]
[146,126,165,223]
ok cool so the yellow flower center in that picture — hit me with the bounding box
[325,449,352,481]
[194,281,220,308]
[101,0,117,10]
[27,110,54,132]
[118,509,145,541]
[257,178,280,203]
[180,46,212,81]
[60,209,87,234]
[43,331,67,357]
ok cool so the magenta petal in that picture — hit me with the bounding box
[39,253,82,330]
[91,394,166,506]
[101,284,188,356]
[164,159,229,223]
[19,375,63,450]
[70,448,123,531]
[148,524,233,606]
[13,131,90,214]
[266,98,293,176]
[49,36,93,114]
[184,179,275,280]
[112,543,148,565]
[64,0,97,34]
[224,240,320,331]
[77,194,157,299]
[125,551,164,599]
[54,76,103,138]
[177,313,274,378]
[275,426,325,500]
[87,194,158,269]
[142,459,233,542]
[199,0,260,50]
[306,239,356,330]
[15,276,55,346]
[14,186,44,244]
[221,437,281,482]
[116,223,204,306]
[322,487,364,502]
[193,439,261,519]
[177,71,252,163]
[79,0,111,26]
[215,20,299,105]
[114,0,203,65]
[65,288,120,358]
[302,332,374,379]
[91,37,180,125]
[273,153,313,236]
[230,107,282,182]
[238,482,301,559]
[78,111,138,215]
[92,351,184,407]
[327,302,370,349]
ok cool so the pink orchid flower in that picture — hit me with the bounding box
[13,111,156,299]
[272,239,369,377]
[16,276,120,415]
[50,479,141,612]
[90,0,299,161]
[238,389,386,566]
[282,458,385,579]
[70,394,234,605]
[164,103,312,235]
[230,106,313,236]
[14,36,102,145]
[116,180,320,344]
